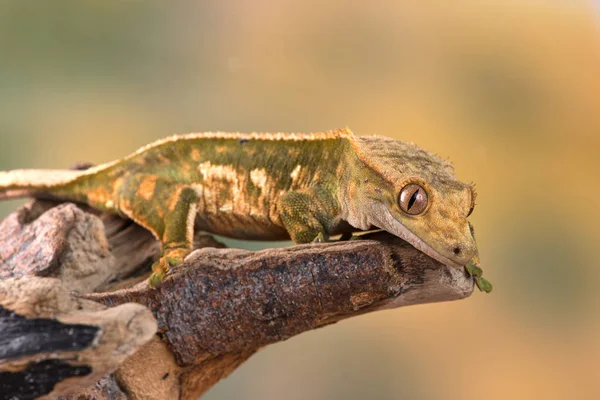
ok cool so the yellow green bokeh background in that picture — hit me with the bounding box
[0,1,598,399]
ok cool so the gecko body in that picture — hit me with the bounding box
[0,129,479,287]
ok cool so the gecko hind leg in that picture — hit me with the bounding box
[116,174,198,287]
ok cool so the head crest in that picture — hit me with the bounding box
[351,135,462,188]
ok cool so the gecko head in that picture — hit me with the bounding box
[350,136,478,268]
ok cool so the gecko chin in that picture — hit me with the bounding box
[370,204,467,269]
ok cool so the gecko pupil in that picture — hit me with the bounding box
[407,189,419,210]
[399,183,428,215]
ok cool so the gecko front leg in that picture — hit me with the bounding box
[278,186,341,244]
[116,174,198,286]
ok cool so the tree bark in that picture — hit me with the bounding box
[0,200,473,400]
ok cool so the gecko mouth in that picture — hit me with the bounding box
[371,204,463,269]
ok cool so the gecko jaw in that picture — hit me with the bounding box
[373,205,463,269]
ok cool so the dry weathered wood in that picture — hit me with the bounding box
[0,200,474,399]
[0,276,156,400]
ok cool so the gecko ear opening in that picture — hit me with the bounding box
[398,184,428,215]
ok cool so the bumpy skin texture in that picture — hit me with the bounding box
[0,129,478,285]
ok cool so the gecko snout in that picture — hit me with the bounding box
[449,242,476,265]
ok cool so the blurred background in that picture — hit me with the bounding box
[0,1,598,399]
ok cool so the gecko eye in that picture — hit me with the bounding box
[399,184,428,215]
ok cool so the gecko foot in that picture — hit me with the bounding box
[148,259,168,287]
[148,248,190,288]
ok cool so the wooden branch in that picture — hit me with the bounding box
[0,200,474,400]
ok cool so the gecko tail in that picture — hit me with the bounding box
[0,169,83,200]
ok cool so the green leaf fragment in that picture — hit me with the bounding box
[475,277,493,293]
[465,262,493,294]
[465,262,482,278]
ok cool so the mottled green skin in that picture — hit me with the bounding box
[61,136,352,238]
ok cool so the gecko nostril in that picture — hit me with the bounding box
[453,247,461,256]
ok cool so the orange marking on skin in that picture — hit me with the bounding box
[137,175,157,201]
[166,187,184,212]
[86,186,113,207]
[181,163,192,172]
[118,200,160,240]
[190,148,201,162]
[288,148,300,158]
